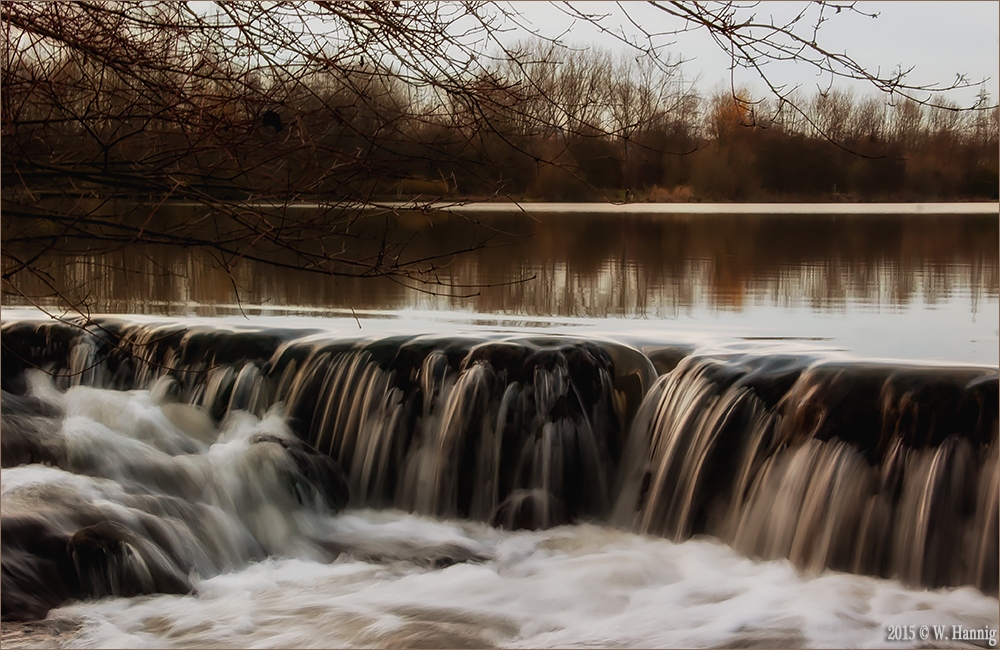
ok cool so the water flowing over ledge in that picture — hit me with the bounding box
[1,315,997,628]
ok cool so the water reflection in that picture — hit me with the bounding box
[5,211,995,321]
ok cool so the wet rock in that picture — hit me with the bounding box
[0,517,77,621]
[69,521,193,599]
[490,489,570,531]
[1,391,66,469]
[250,433,350,511]
[0,415,66,469]
[1,516,195,621]
[1,390,63,418]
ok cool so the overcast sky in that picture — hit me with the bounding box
[507,2,999,107]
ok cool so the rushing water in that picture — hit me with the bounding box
[1,207,998,648]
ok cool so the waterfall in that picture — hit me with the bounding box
[1,316,996,620]
[615,354,998,594]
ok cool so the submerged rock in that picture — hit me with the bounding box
[69,521,193,599]
[1,516,196,621]
[250,433,350,512]
[1,390,66,468]
[490,489,570,531]
[1,517,77,621]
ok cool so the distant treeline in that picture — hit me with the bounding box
[4,35,998,203]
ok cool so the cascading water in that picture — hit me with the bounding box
[3,319,654,530]
[1,372,350,620]
[1,315,997,629]
[614,354,999,594]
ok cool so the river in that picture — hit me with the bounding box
[1,205,998,648]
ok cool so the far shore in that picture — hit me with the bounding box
[145,199,999,214]
[387,201,1000,215]
[20,194,999,215]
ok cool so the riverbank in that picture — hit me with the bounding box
[135,199,1000,214]
[390,200,1000,215]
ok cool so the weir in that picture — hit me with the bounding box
[1,316,997,620]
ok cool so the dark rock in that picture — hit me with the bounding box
[490,489,570,531]
[1,515,195,621]
[1,517,77,621]
[1,390,66,469]
[250,433,349,511]
[69,521,193,599]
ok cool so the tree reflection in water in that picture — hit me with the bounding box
[4,210,995,320]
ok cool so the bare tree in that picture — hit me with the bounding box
[557,2,993,139]
[811,88,854,142]
[2,2,532,317]
[2,1,993,326]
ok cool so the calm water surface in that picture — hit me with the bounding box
[4,207,996,364]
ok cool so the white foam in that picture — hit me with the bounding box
[53,512,999,649]
[3,377,344,569]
